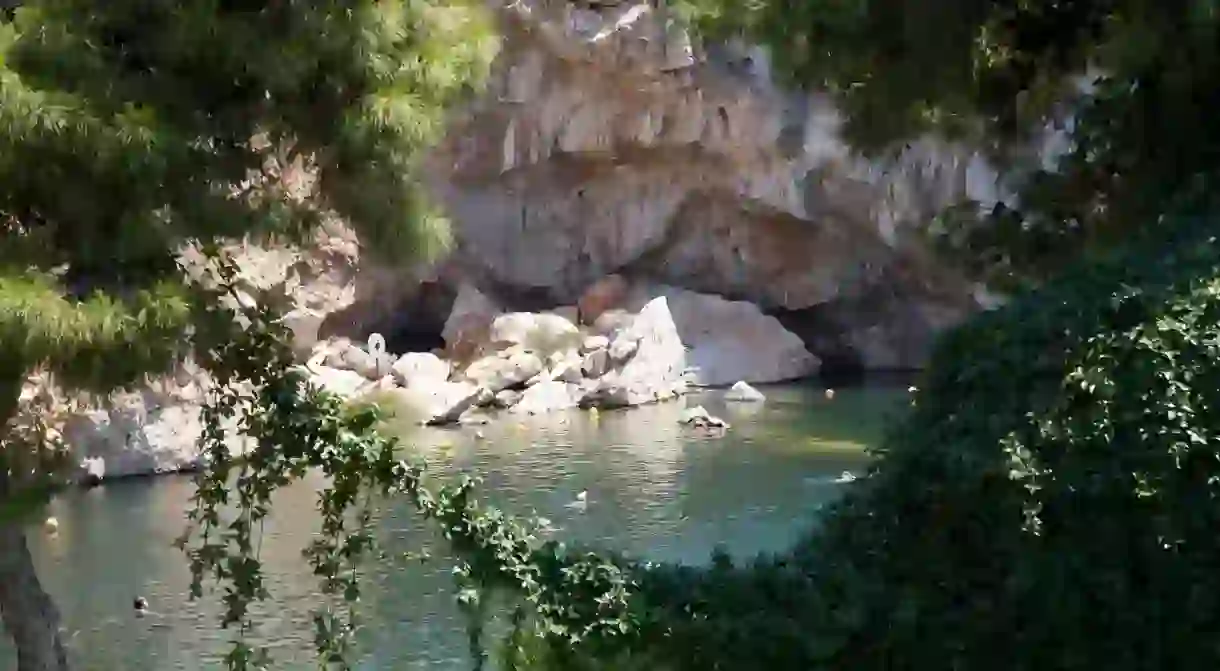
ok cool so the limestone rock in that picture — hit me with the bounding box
[592,309,635,338]
[588,297,686,408]
[581,348,610,378]
[324,340,393,380]
[391,352,452,388]
[280,307,328,357]
[544,350,586,384]
[678,404,730,429]
[307,365,371,399]
[511,380,584,415]
[628,286,819,386]
[493,389,524,409]
[489,312,582,355]
[423,1,1019,370]
[64,391,247,482]
[580,335,609,353]
[461,347,545,392]
[607,335,639,364]
[724,381,766,402]
[381,381,483,426]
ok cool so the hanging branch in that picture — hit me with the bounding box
[176,250,643,670]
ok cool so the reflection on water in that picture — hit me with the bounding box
[2,381,909,670]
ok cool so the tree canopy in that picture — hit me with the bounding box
[0,2,494,668]
[0,0,495,504]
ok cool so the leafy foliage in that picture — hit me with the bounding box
[180,253,642,671]
[0,0,495,506]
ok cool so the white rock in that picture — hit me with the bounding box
[324,342,392,380]
[724,381,766,402]
[679,405,710,424]
[630,286,819,387]
[580,335,610,354]
[64,393,247,482]
[490,312,582,355]
[589,297,686,408]
[580,348,609,378]
[461,347,545,392]
[308,365,371,399]
[280,308,328,356]
[678,404,729,429]
[553,357,586,384]
[510,380,583,415]
[493,389,524,408]
[607,335,639,363]
[380,381,484,426]
[391,352,452,388]
[592,310,635,338]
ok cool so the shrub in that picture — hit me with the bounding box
[526,216,1220,671]
[802,215,1220,669]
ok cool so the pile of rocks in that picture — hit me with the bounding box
[304,294,689,425]
[300,275,819,425]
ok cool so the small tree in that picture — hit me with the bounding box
[0,2,494,668]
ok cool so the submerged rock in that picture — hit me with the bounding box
[724,381,766,402]
[678,405,730,430]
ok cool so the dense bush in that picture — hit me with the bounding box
[813,215,1220,669]
[489,215,1220,671]
[624,216,1220,670]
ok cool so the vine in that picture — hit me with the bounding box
[176,251,643,670]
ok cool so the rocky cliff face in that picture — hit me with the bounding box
[53,0,1031,482]
[411,0,1008,371]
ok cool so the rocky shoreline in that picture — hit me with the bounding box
[305,277,811,426]
[57,252,810,484]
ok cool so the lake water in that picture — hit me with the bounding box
[2,380,911,670]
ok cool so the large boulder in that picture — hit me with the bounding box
[391,352,452,388]
[588,296,687,408]
[322,339,395,380]
[380,381,483,426]
[489,312,582,355]
[306,365,372,399]
[64,390,247,482]
[627,285,820,386]
[511,380,585,415]
[461,346,545,392]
